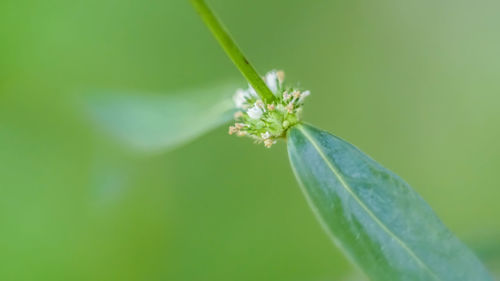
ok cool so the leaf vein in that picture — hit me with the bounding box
[296,124,441,281]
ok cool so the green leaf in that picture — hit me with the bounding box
[83,81,238,153]
[287,123,493,281]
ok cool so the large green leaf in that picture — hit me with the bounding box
[287,123,493,281]
[83,81,238,153]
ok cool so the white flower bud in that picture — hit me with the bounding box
[233,89,248,108]
[247,85,258,97]
[276,70,285,84]
[261,131,271,139]
[283,91,290,101]
[265,71,279,93]
[264,139,274,148]
[298,90,310,103]
[247,104,263,119]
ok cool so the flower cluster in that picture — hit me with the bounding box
[229,70,310,148]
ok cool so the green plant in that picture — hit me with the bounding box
[86,1,494,280]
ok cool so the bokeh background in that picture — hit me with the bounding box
[1,0,499,280]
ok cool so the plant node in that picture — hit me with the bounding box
[229,70,311,148]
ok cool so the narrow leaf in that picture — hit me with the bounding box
[287,123,493,281]
[83,82,237,153]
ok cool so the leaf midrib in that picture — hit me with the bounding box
[296,124,441,281]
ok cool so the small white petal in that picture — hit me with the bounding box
[263,139,276,148]
[298,90,310,103]
[233,89,247,108]
[265,71,278,93]
[283,92,291,101]
[261,131,271,139]
[247,85,258,97]
[276,71,285,84]
[247,104,263,119]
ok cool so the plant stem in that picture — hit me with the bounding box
[190,0,275,103]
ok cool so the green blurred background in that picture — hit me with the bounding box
[1,0,499,280]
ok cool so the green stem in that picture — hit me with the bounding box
[190,0,275,103]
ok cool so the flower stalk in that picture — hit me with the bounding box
[190,0,276,103]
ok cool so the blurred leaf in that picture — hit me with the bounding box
[287,124,493,281]
[472,236,500,262]
[469,235,500,278]
[83,81,238,153]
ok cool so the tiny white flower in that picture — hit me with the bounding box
[263,139,275,148]
[261,131,271,139]
[247,85,258,97]
[283,91,291,101]
[233,89,247,108]
[247,104,263,119]
[265,71,279,93]
[298,90,310,103]
[276,70,285,84]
